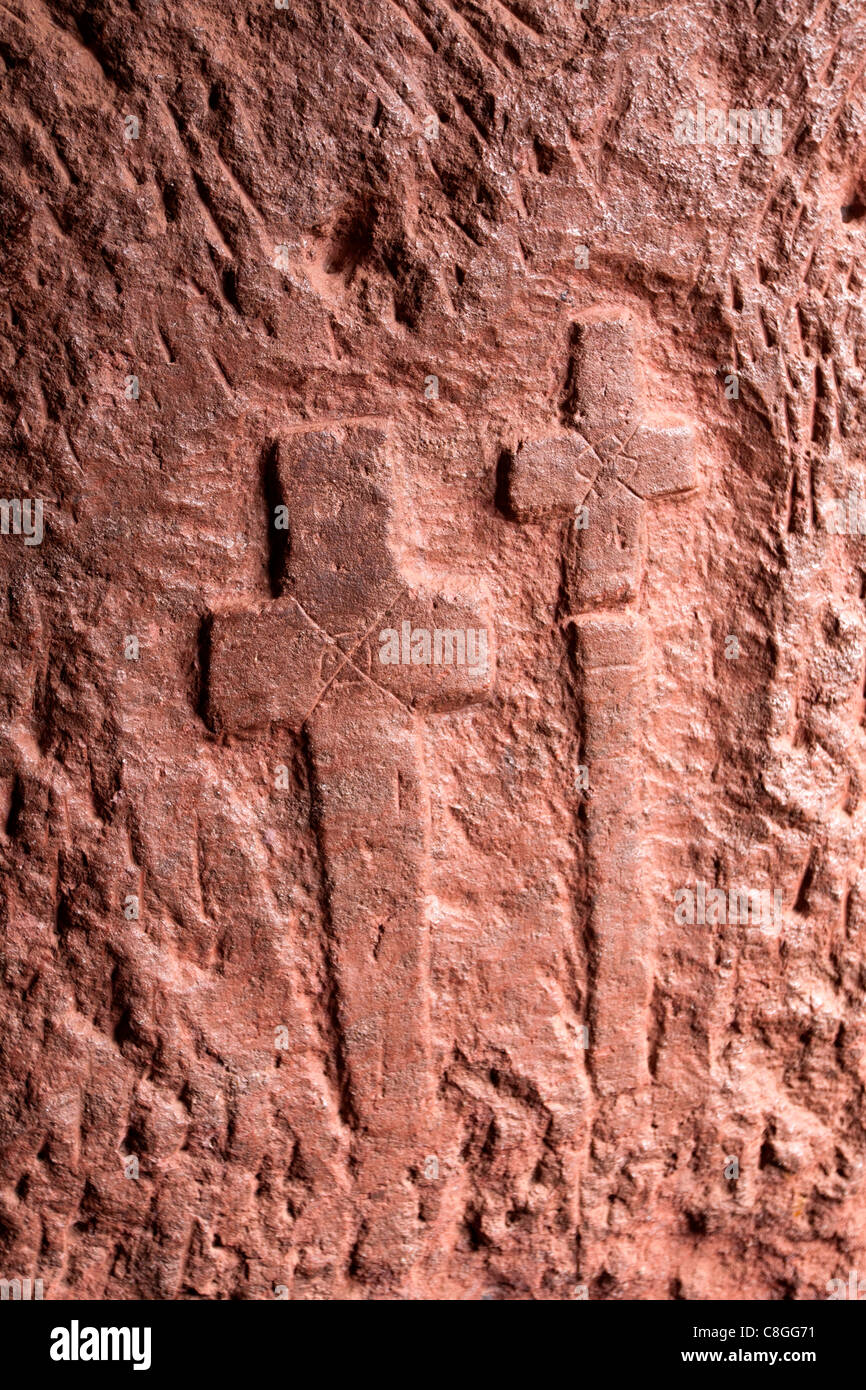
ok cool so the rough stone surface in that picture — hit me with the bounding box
[2,0,866,1301]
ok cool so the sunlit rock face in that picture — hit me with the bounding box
[1,0,865,1301]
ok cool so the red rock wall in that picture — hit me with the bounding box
[2,0,866,1299]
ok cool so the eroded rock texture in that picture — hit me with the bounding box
[2,0,866,1300]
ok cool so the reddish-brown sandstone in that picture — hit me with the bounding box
[2,0,866,1299]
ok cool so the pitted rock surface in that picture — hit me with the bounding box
[2,0,866,1300]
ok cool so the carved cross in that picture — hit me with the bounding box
[504,313,697,1097]
[207,421,494,1283]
